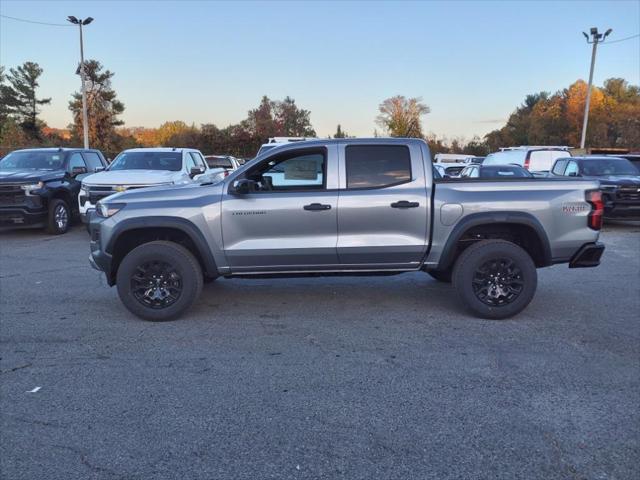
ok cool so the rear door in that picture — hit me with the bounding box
[336,143,430,268]
[221,145,339,271]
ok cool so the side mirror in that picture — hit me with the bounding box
[190,166,205,178]
[95,166,105,173]
[71,166,88,177]
[232,178,256,195]
[568,171,579,177]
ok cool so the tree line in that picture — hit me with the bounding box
[1,59,638,159]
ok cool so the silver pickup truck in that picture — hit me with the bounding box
[88,138,604,321]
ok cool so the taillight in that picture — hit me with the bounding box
[586,190,603,230]
[523,154,531,170]
[224,170,229,177]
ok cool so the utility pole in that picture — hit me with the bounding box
[67,16,94,149]
[580,27,612,150]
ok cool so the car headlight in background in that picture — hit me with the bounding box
[96,202,126,218]
[20,182,44,194]
[80,184,89,195]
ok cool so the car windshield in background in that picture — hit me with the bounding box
[482,166,532,178]
[0,151,65,170]
[206,157,233,168]
[582,159,638,176]
[109,152,182,171]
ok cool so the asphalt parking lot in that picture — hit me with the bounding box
[1,222,639,480]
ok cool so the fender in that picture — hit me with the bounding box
[105,216,219,277]
[436,211,552,271]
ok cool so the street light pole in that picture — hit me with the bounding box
[67,16,94,149]
[580,27,612,150]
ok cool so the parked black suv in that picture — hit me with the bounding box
[550,156,640,220]
[0,147,108,234]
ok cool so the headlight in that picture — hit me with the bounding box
[20,182,44,194]
[80,184,89,195]
[96,202,126,218]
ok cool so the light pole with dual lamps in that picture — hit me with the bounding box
[580,27,612,150]
[67,16,93,149]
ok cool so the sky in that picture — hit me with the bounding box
[1,0,639,140]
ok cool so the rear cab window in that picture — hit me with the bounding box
[345,145,411,189]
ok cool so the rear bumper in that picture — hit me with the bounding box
[569,242,605,268]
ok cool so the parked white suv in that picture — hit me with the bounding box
[483,146,572,174]
[79,148,225,222]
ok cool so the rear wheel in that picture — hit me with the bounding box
[47,199,70,234]
[452,240,537,319]
[116,241,203,321]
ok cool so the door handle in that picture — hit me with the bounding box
[303,203,332,211]
[391,201,419,208]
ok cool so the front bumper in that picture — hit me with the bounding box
[88,212,114,284]
[602,190,640,219]
[569,242,605,268]
[0,206,47,228]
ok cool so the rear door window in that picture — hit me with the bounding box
[345,145,411,189]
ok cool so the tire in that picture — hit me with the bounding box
[452,240,537,320]
[426,269,452,283]
[47,199,71,234]
[116,241,203,322]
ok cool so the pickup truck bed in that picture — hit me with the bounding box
[88,138,604,322]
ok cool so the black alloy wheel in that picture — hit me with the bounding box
[471,258,524,306]
[131,260,183,309]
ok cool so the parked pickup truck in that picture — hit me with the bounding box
[79,147,225,223]
[88,138,605,322]
[0,147,108,234]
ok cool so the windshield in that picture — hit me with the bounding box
[0,151,65,170]
[581,159,639,176]
[109,151,182,171]
[206,156,232,168]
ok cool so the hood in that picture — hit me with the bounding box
[82,169,180,186]
[0,169,65,183]
[586,175,640,186]
[106,179,225,204]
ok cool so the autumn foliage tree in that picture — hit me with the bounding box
[485,78,640,149]
[376,95,430,138]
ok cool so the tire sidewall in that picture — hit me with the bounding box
[116,242,202,321]
[453,241,537,320]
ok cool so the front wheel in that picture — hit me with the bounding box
[116,241,203,321]
[452,240,537,320]
[47,199,71,234]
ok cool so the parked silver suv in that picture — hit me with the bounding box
[89,139,604,321]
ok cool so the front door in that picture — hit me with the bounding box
[336,143,430,268]
[221,145,339,272]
